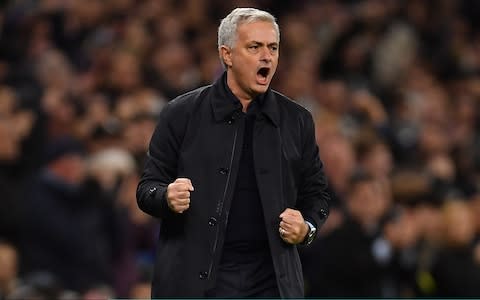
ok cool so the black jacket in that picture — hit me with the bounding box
[137,73,330,297]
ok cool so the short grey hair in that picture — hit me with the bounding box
[218,8,280,67]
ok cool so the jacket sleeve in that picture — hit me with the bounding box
[136,102,185,220]
[296,111,330,232]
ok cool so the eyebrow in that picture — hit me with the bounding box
[250,41,279,47]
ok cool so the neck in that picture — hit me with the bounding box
[226,72,255,112]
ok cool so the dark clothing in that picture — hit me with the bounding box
[0,170,25,244]
[303,218,387,297]
[431,246,480,297]
[206,251,279,297]
[223,103,270,257]
[219,102,278,295]
[19,172,122,292]
[136,72,330,298]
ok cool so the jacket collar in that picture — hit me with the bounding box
[211,71,279,127]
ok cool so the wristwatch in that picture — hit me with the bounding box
[303,220,317,245]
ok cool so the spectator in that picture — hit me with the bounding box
[430,200,480,297]
[0,0,479,297]
[0,241,19,300]
[303,171,392,297]
[19,136,117,293]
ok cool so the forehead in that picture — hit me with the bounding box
[236,21,278,44]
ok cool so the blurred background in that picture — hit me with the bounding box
[0,0,479,299]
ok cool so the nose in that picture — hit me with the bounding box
[260,46,273,62]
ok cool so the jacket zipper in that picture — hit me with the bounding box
[208,122,239,278]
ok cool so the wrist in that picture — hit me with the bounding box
[301,220,317,245]
[302,222,309,239]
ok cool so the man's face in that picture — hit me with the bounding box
[221,21,279,99]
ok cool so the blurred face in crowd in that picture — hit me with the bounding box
[320,134,356,194]
[414,204,443,243]
[443,201,476,247]
[361,142,393,178]
[384,209,419,249]
[347,178,390,229]
[109,51,141,92]
[0,243,17,284]
[50,154,87,186]
[221,21,279,101]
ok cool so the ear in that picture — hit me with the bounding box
[219,45,232,68]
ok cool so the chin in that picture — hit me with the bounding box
[253,84,269,95]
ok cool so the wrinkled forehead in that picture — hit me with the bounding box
[236,21,279,43]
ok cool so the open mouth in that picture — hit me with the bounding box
[256,67,270,84]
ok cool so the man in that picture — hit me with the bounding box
[0,241,18,299]
[20,136,120,293]
[136,7,329,298]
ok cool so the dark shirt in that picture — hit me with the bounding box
[222,101,270,258]
[432,246,480,297]
[213,76,277,296]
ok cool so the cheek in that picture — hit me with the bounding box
[272,58,279,69]
[233,62,255,79]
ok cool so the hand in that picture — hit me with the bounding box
[279,208,309,244]
[166,178,194,213]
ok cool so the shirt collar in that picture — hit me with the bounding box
[211,71,279,127]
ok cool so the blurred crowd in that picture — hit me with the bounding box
[0,0,479,299]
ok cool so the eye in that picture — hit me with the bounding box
[249,45,259,50]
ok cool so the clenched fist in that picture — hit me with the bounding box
[166,178,194,213]
[279,208,309,244]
